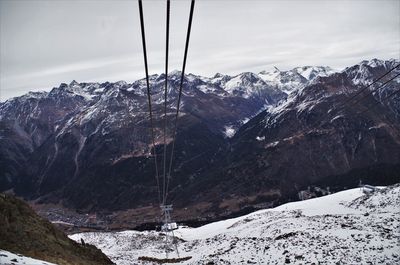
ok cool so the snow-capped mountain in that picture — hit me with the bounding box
[0,59,399,226]
[343,58,399,86]
[207,71,283,100]
[258,65,335,93]
[294,65,335,80]
[69,184,400,265]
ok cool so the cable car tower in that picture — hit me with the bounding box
[160,204,179,258]
[138,0,195,261]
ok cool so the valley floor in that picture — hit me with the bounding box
[69,185,400,265]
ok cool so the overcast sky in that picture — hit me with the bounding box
[0,0,399,101]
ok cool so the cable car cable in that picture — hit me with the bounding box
[138,0,161,205]
[162,0,171,205]
[165,0,196,204]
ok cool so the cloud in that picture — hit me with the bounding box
[1,0,399,101]
[4,56,133,81]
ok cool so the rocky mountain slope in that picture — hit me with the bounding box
[69,184,400,264]
[0,59,399,224]
[0,193,113,265]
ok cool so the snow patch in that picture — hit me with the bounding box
[265,140,279,147]
[240,117,250,124]
[0,250,57,265]
[330,115,344,123]
[223,125,236,138]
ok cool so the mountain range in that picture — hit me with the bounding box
[0,58,399,225]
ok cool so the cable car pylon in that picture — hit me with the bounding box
[160,204,179,258]
[159,0,177,258]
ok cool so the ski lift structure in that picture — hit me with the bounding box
[362,185,380,194]
[137,0,195,262]
[161,205,178,232]
[359,180,380,194]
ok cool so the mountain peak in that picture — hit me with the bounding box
[115,80,127,87]
[239,72,261,82]
[213,72,224,78]
[59,83,68,89]
[169,70,182,76]
[293,66,335,81]
[69,80,80,87]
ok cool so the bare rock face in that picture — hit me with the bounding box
[0,59,399,221]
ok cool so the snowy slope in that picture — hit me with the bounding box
[70,184,400,265]
[0,250,57,265]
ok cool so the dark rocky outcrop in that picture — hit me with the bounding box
[0,193,113,265]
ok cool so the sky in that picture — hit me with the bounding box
[0,0,399,101]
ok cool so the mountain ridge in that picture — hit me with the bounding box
[0,58,399,227]
[2,58,397,104]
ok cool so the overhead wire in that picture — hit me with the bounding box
[139,0,398,216]
[338,63,399,109]
[165,0,196,204]
[162,0,171,206]
[308,71,400,136]
[348,72,400,110]
[356,86,400,117]
[138,0,196,213]
[138,0,161,205]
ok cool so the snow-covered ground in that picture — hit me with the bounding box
[70,185,400,264]
[0,250,57,265]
